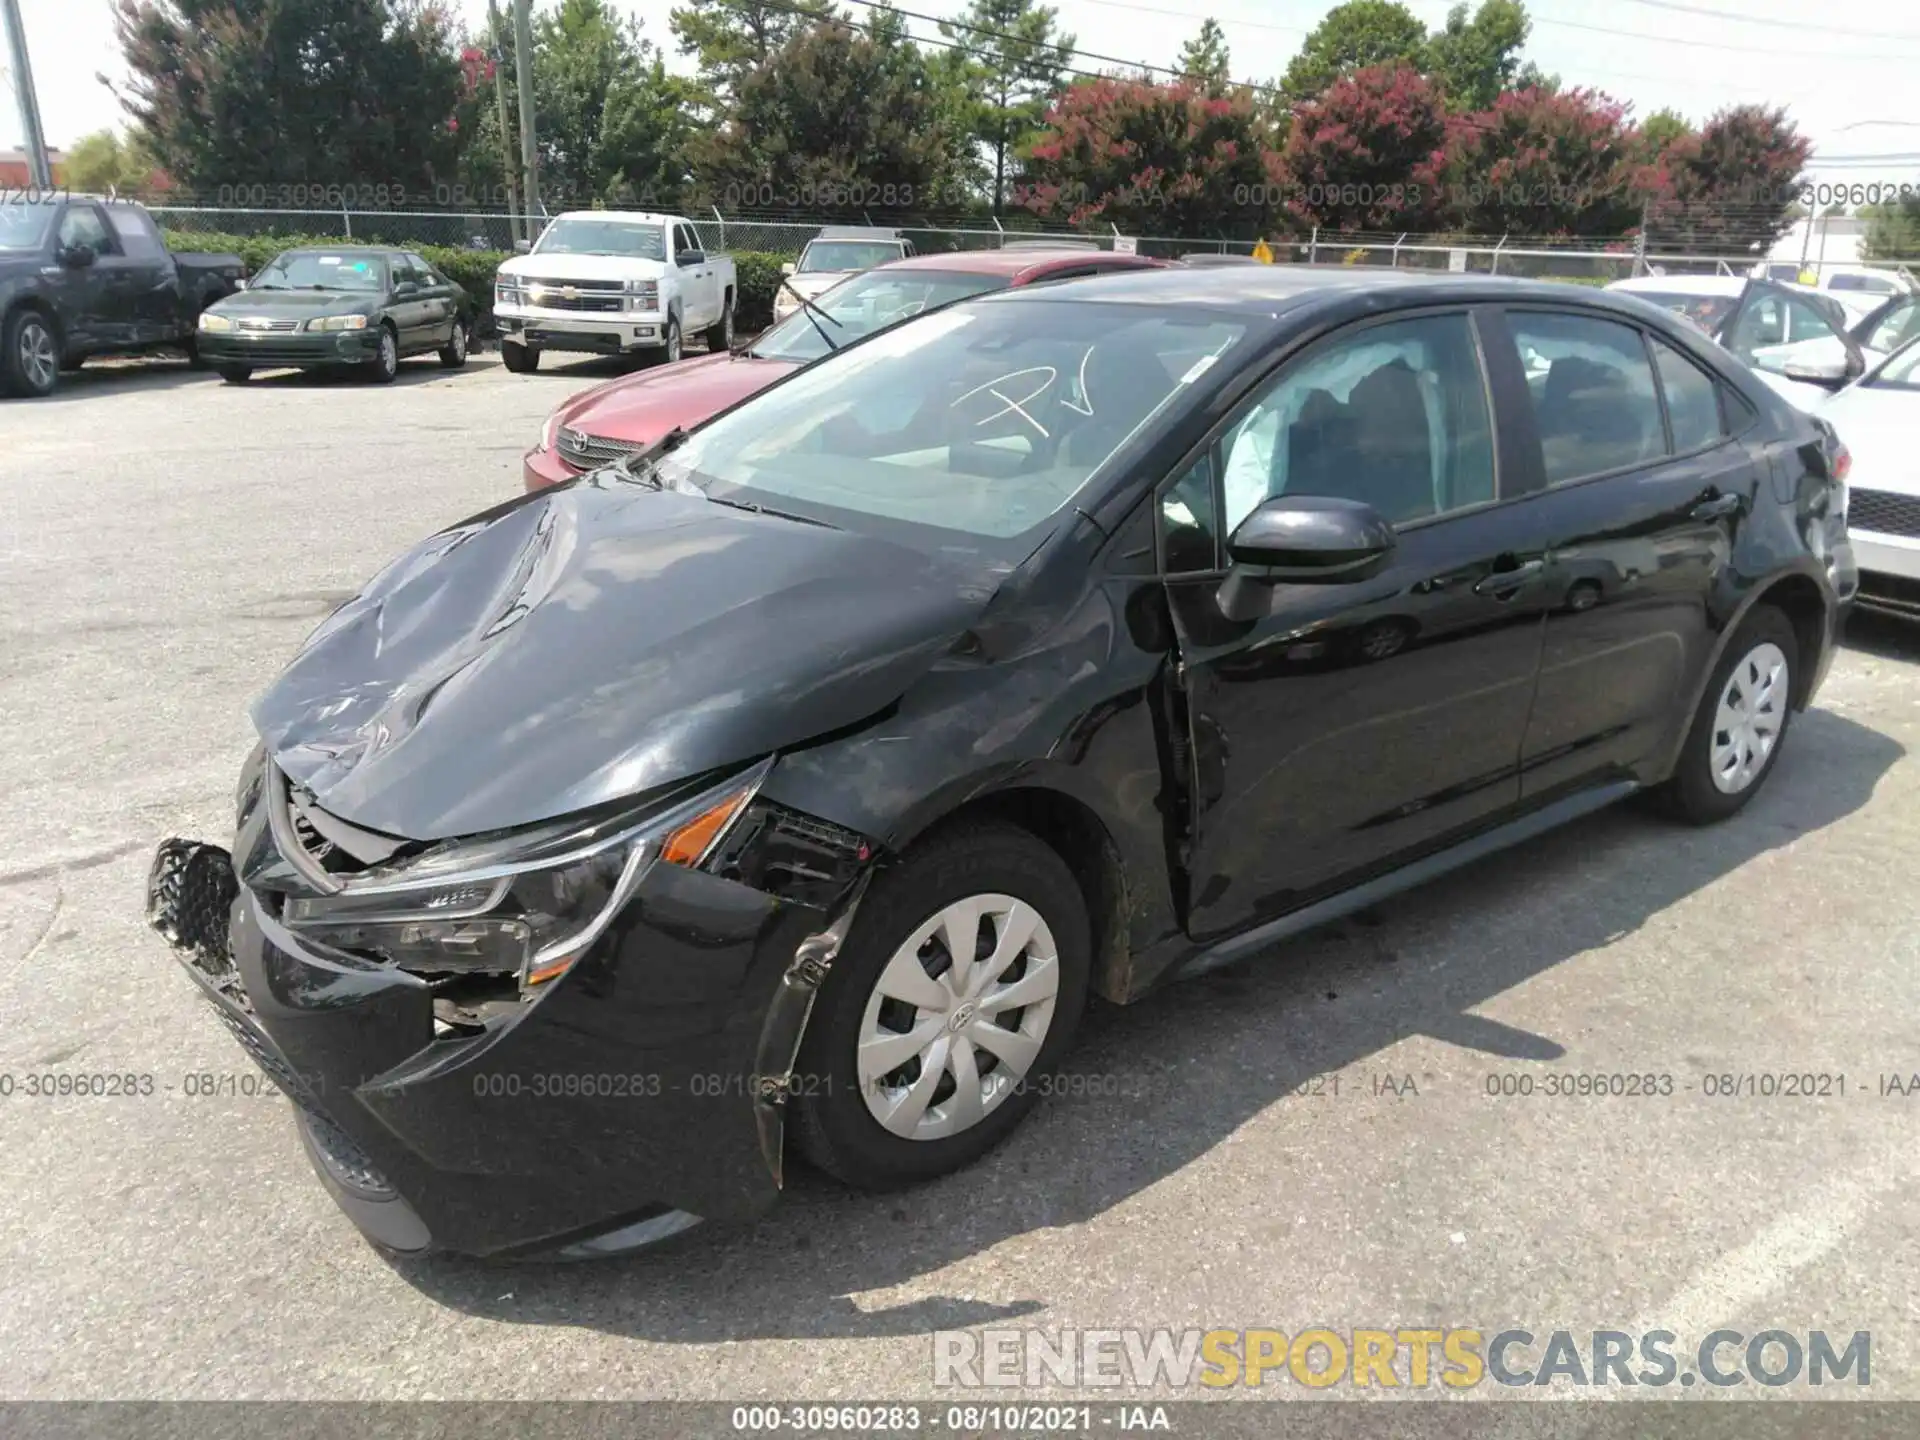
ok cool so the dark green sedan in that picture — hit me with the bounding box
[196,246,472,385]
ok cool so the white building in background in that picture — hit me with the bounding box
[1767,215,1867,268]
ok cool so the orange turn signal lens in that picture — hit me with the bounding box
[661,786,754,868]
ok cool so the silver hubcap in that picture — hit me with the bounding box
[19,320,54,391]
[1710,641,1788,794]
[452,325,466,359]
[381,333,395,371]
[722,308,733,347]
[857,894,1060,1141]
[667,324,680,362]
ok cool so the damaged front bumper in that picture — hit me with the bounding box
[145,795,874,1260]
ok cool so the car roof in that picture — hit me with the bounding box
[992,264,1668,318]
[814,226,905,240]
[1610,275,1747,295]
[874,248,1158,279]
[549,211,671,224]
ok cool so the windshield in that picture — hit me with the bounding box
[752,269,1008,362]
[252,252,387,291]
[0,199,55,250]
[798,240,904,273]
[534,219,666,260]
[654,300,1246,547]
[1867,336,1920,390]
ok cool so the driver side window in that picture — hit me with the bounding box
[1219,312,1497,533]
[57,205,115,255]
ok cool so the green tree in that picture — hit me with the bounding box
[938,0,1075,213]
[669,0,836,111]
[1281,0,1426,104]
[689,18,964,215]
[1423,0,1529,112]
[533,0,689,207]
[111,0,466,200]
[1862,199,1920,260]
[1178,18,1231,96]
[63,129,159,193]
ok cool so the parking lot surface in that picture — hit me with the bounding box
[3,354,1919,1405]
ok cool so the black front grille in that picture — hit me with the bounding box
[1850,488,1920,539]
[533,293,625,313]
[524,276,623,293]
[558,428,643,468]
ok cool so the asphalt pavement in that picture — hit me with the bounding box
[2,351,1918,1412]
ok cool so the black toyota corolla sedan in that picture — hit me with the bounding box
[148,266,1858,1259]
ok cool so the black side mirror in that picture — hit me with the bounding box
[1217,495,1396,622]
[59,242,96,269]
[677,249,705,267]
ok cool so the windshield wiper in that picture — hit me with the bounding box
[702,492,838,529]
[780,278,842,352]
[612,427,689,486]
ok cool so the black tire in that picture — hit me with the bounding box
[790,821,1091,1190]
[183,334,210,370]
[438,319,470,369]
[217,364,252,385]
[704,297,733,353]
[1656,604,1799,825]
[653,315,682,367]
[2,307,60,397]
[364,324,399,384]
[501,338,540,373]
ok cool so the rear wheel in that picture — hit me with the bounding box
[217,364,252,385]
[438,320,469,369]
[791,821,1091,1190]
[1656,605,1798,824]
[3,309,60,397]
[501,338,540,373]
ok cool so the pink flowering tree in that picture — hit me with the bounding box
[1277,63,1450,232]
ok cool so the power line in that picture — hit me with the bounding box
[1531,12,1920,63]
[1603,0,1920,42]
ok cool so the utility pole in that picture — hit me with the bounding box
[512,0,541,230]
[0,0,54,190]
[485,0,523,245]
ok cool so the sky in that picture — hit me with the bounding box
[3,0,1918,182]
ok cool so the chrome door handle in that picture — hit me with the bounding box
[1692,491,1744,521]
[1474,558,1544,597]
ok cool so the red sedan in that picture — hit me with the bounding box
[522,246,1166,491]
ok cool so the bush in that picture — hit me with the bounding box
[165,229,792,339]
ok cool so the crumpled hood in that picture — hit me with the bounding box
[253,478,1000,841]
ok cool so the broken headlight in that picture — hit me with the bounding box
[280,761,768,989]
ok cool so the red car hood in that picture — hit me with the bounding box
[555,351,795,446]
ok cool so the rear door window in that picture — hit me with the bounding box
[1509,312,1664,484]
[105,205,163,259]
[1650,337,1725,454]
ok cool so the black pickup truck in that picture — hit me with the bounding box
[0,194,244,397]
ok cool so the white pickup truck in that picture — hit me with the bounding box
[493,211,736,372]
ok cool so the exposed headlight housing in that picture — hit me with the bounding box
[277,760,769,990]
[307,314,370,332]
[198,313,234,332]
[625,279,658,311]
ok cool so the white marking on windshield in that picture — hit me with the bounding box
[951,366,1057,438]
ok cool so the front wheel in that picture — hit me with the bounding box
[653,315,682,367]
[1656,605,1798,824]
[501,339,540,373]
[438,320,469,369]
[363,326,399,384]
[217,364,252,385]
[704,300,733,353]
[790,821,1091,1190]
[3,309,60,397]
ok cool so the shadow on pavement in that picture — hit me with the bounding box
[390,707,1904,1344]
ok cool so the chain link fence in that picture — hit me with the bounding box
[146,206,1919,285]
